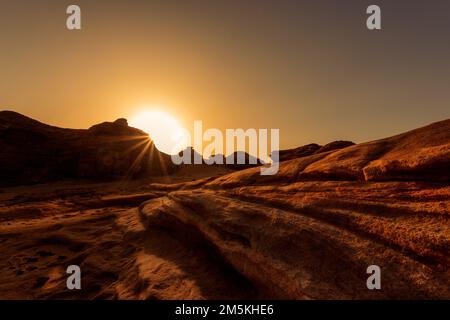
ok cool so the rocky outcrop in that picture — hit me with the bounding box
[207,119,450,187]
[136,119,450,299]
[276,141,355,162]
[0,111,176,186]
[301,120,450,181]
[139,183,450,299]
[276,143,321,162]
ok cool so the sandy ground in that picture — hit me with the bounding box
[0,167,448,299]
[0,165,255,299]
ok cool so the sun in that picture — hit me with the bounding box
[129,110,189,155]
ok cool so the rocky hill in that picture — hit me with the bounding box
[277,140,355,162]
[0,111,176,186]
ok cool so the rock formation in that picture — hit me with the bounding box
[136,119,450,299]
[0,111,176,186]
[0,115,448,300]
[276,140,355,162]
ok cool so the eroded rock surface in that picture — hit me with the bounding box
[0,119,448,299]
[137,119,450,299]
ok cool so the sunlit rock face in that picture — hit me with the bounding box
[136,119,450,299]
[0,111,176,186]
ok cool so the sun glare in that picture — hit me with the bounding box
[129,110,189,155]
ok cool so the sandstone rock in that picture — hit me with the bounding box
[302,119,450,181]
[208,119,450,185]
[140,185,450,299]
[136,119,450,297]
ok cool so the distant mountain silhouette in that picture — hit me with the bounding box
[224,151,264,170]
[177,147,205,164]
[275,140,355,162]
[0,111,176,186]
[177,148,264,170]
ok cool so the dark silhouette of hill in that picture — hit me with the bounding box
[0,111,176,186]
[276,141,355,162]
[178,148,264,170]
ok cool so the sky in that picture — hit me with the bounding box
[1,0,449,151]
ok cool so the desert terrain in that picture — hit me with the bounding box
[0,112,449,299]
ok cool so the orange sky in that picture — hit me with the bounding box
[1,0,449,150]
